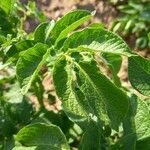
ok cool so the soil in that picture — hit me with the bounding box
[24,0,118,33]
[37,0,117,26]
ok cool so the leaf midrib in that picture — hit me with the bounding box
[65,54,105,119]
[55,15,92,46]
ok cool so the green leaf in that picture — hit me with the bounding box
[0,8,16,36]
[135,37,148,49]
[123,94,137,135]
[135,98,150,140]
[13,146,36,150]
[112,22,122,33]
[5,97,34,125]
[3,137,15,150]
[51,10,94,46]
[26,1,46,22]
[140,9,150,20]
[123,96,150,150]
[124,20,133,32]
[53,54,129,129]
[34,21,55,44]
[53,55,87,122]
[118,5,138,14]
[112,133,136,150]
[0,34,6,44]
[6,40,35,60]
[102,53,122,74]
[128,56,150,97]
[135,98,150,150]
[63,27,134,57]
[136,137,150,150]
[79,121,101,150]
[0,0,15,14]
[16,43,49,94]
[0,84,34,138]
[74,56,129,129]
[39,110,73,134]
[102,53,122,86]
[13,146,60,150]
[14,123,70,150]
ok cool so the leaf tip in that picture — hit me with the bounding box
[21,87,27,95]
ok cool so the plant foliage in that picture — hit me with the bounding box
[0,0,150,149]
[111,0,150,49]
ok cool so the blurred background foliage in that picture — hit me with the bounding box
[110,0,150,49]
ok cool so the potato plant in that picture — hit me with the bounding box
[111,0,150,49]
[0,1,150,150]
